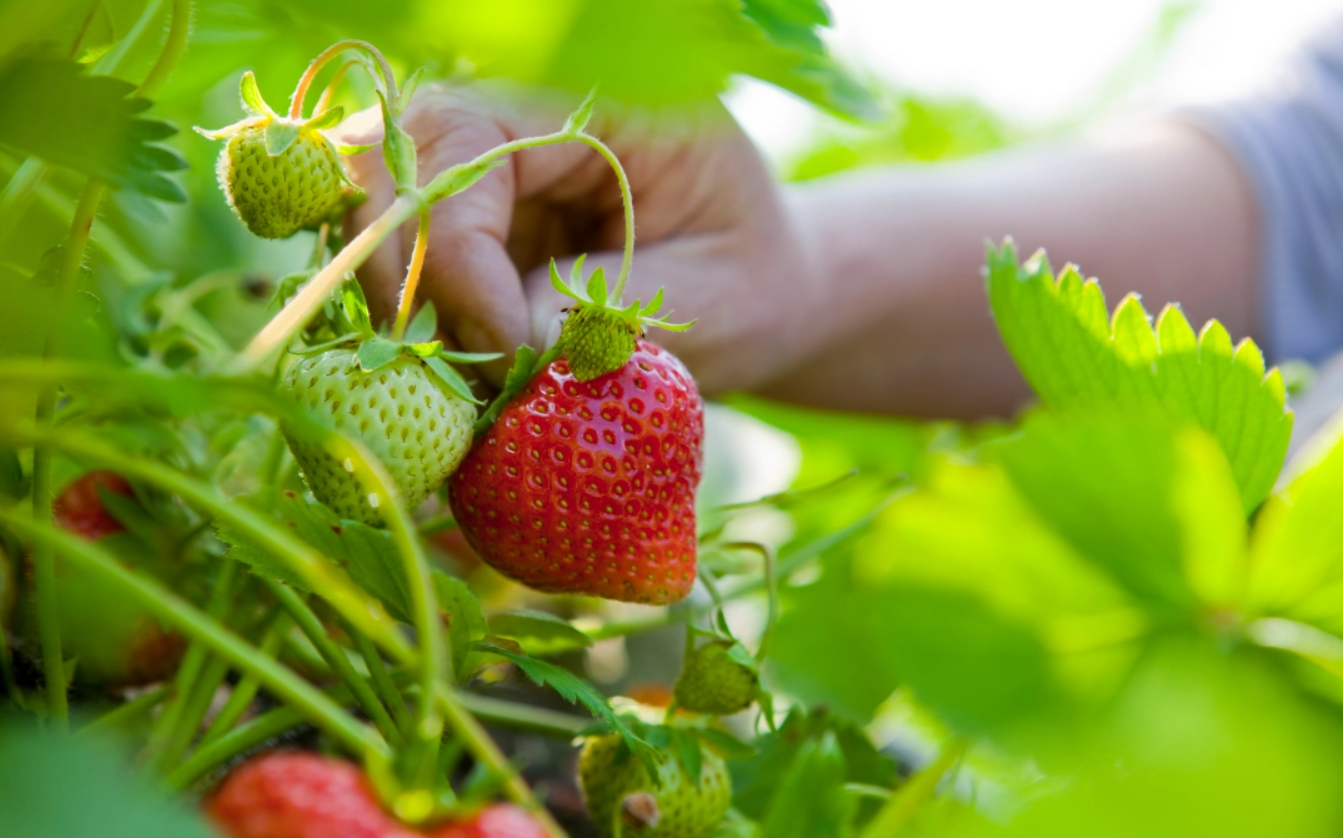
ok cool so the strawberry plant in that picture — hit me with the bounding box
[4,4,1343,838]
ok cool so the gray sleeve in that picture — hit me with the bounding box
[1184,18,1343,364]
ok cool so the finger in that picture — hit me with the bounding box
[341,109,405,326]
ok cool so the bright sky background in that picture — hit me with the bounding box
[727,0,1343,163]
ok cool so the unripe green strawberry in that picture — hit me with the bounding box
[579,733,731,838]
[673,640,758,716]
[282,348,475,526]
[218,125,347,239]
[197,71,356,240]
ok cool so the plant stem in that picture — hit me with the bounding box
[197,612,287,748]
[572,134,634,302]
[77,686,170,740]
[264,578,401,746]
[0,510,387,758]
[859,739,969,838]
[289,40,398,120]
[350,624,414,736]
[165,705,306,790]
[159,654,233,768]
[391,212,430,341]
[8,425,415,664]
[454,692,588,738]
[233,193,420,372]
[135,0,192,99]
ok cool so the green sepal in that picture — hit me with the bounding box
[404,301,437,343]
[263,119,301,157]
[192,116,261,141]
[339,279,375,337]
[404,341,443,358]
[562,87,598,136]
[239,71,275,118]
[304,105,345,132]
[671,727,704,784]
[585,266,608,307]
[439,350,504,363]
[422,356,481,404]
[317,133,362,189]
[334,141,378,156]
[378,89,418,193]
[473,344,560,436]
[355,336,401,372]
[396,67,427,113]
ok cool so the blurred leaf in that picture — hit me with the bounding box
[758,730,856,838]
[986,241,1291,511]
[433,570,487,680]
[995,414,1247,610]
[0,57,186,201]
[488,608,593,656]
[216,488,412,621]
[0,721,217,838]
[0,444,25,501]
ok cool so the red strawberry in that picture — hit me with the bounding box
[427,804,549,838]
[449,339,703,605]
[208,752,414,838]
[52,470,134,540]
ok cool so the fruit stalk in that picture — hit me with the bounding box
[136,0,193,100]
[289,39,398,120]
[573,133,634,301]
[0,510,389,759]
[196,611,288,748]
[391,211,431,340]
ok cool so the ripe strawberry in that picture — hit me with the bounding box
[197,72,356,239]
[426,804,548,838]
[52,470,133,540]
[208,752,413,838]
[449,339,703,604]
[579,733,731,838]
[283,348,476,526]
[673,639,758,716]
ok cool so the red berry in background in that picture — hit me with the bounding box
[208,752,414,838]
[426,804,549,838]
[52,470,134,540]
[449,341,704,605]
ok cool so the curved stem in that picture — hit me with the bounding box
[573,134,634,302]
[391,212,430,341]
[136,0,192,99]
[289,40,397,120]
[722,542,777,662]
[315,60,362,115]
[0,510,388,759]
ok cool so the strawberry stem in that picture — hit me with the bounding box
[572,133,635,303]
[135,0,192,100]
[391,211,431,341]
[289,39,398,121]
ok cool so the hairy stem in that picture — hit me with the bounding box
[572,134,635,302]
[136,0,192,99]
[0,511,387,758]
[391,212,430,341]
[289,39,398,120]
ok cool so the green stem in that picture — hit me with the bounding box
[232,194,420,372]
[454,692,588,738]
[350,624,414,736]
[859,739,969,838]
[572,133,634,302]
[721,542,777,662]
[159,654,233,769]
[77,686,170,740]
[264,578,401,746]
[289,39,398,120]
[196,612,288,749]
[0,510,387,758]
[6,425,415,665]
[391,211,431,341]
[165,705,306,791]
[135,0,192,99]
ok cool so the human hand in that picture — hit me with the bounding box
[342,82,819,395]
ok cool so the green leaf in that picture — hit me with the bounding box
[422,355,480,404]
[434,571,488,680]
[488,609,594,655]
[0,722,217,838]
[239,70,273,117]
[423,157,507,203]
[671,727,704,784]
[0,58,185,201]
[378,90,419,193]
[758,731,856,838]
[586,265,609,307]
[305,105,346,131]
[215,489,412,622]
[0,444,25,501]
[475,642,650,754]
[995,413,1247,610]
[263,119,301,156]
[355,336,402,372]
[397,67,427,113]
[986,240,1292,512]
[404,301,438,344]
[549,258,584,303]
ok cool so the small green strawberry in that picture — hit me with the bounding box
[197,72,357,239]
[673,639,759,716]
[281,284,496,526]
[579,732,731,838]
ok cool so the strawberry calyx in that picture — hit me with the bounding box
[550,256,692,381]
[193,71,363,187]
[290,278,499,404]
